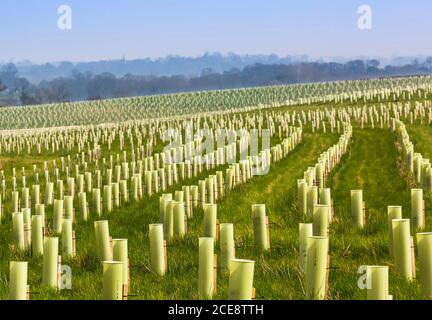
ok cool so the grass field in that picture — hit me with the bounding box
[1,77,432,300]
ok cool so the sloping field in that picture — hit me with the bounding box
[1,76,432,300]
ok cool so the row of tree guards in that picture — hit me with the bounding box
[296,118,432,300]
[3,75,429,131]
[8,125,303,299]
[354,117,432,299]
[149,129,302,300]
[5,76,432,300]
[2,98,430,218]
[102,125,302,299]
[1,87,431,184]
[8,94,432,300]
[5,94,431,208]
[391,118,432,298]
[298,123,352,300]
[0,106,313,195]
[1,111,309,222]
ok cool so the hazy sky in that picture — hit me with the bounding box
[0,0,431,63]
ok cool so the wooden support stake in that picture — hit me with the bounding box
[266,216,271,249]
[252,287,256,300]
[330,199,334,223]
[26,285,30,300]
[213,254,217,296]
[57,255,62,290]
[410,236,416,279]
[163,240,168,272]
[362,201,366,226]
[325,255,330,300]
[216,219,220,241]
[128,259,131,287]
[122,284,129,300]
[72,230,76,258]
[23,223,28,247]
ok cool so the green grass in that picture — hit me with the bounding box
[0,130,338,299]
[326,128,422,299]
[1,108,432,299]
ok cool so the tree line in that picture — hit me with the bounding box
[1,58,431,106]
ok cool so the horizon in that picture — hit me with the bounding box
[1,52,429,67]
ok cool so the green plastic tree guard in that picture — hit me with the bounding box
[392,219,414,280]
[198,237,215,299]
[411,189,424,230]
[31,214,44,256]
[36,203,45,227]
[191,185,199,208]
[164,200,174,241]
[102,261,124,300]
[220,223,235,271]
[53,199,64,233]
[306,236,329,300]
[387,206,402,258]
[62,219,73,259]
[299,223,313,272]
[103,185,112,212]
[12,212,25,250]
[149,224,165,276]
[313,204,330,237]
[119,180,128,203]
[42,237,59,288]
[92,188,101,216]
[252,204,269,250]
[203,204,217,239]
[94,220,112,261]
[351,190,364,228]
[64,195,74,223]
[79,192,88,221]
[173,201,186,238]
[228,259,255,300]
[22,208,31,248]
[307,186,318,219]
[416,232,432,299]
[9,261,28,300]
[366,266,389,300]
[112,182,120,208]
[113,239,129,286]
[297,179,308,216]
[45,182,54,205]
[159,193,172,223]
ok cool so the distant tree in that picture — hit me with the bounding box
[345,60,366,75]
[0,63,18,88]
[15,77,41,105]
[87,72,116,98]
[366,59,380,68]
[20,89,42,105]
[424,57,432,70]
[43,78,69,103]
[1,59,430,106]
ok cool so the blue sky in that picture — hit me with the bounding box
[0,0,431,63]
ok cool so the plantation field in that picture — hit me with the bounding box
[1,76,432,300]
